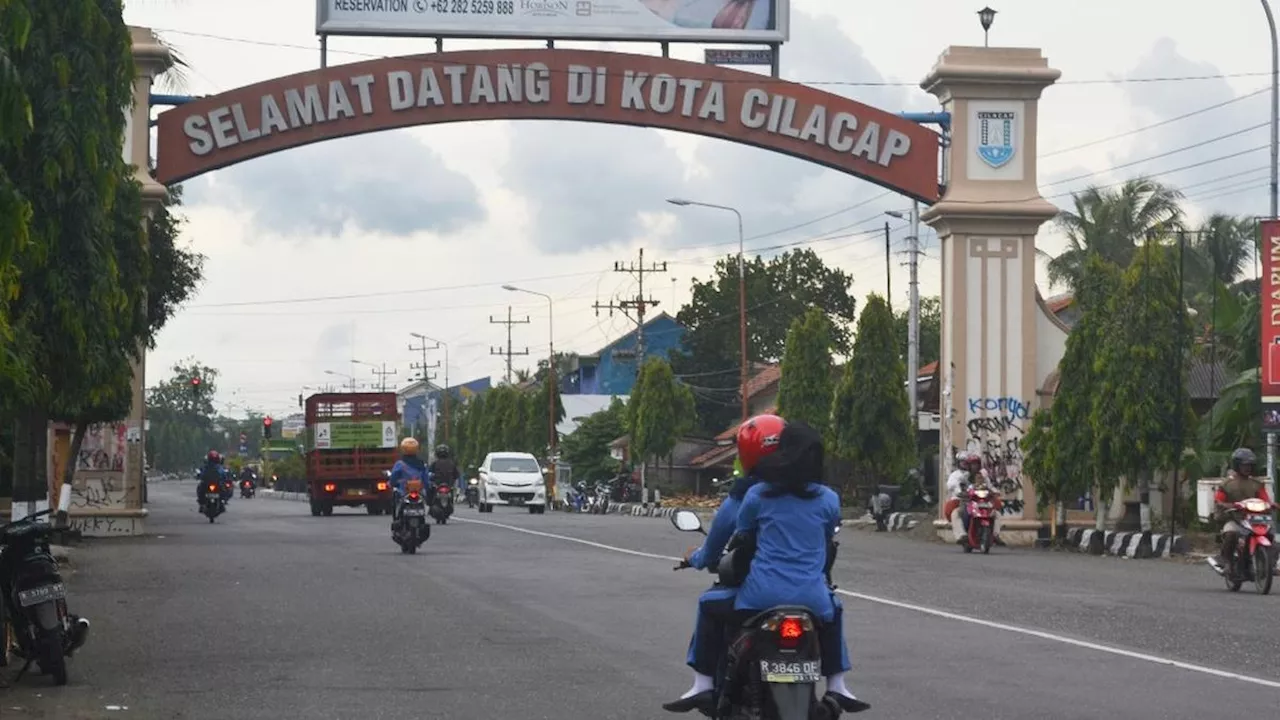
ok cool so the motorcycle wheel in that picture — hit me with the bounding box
[980,526,993,554]
[1253,549,1273,595]
[39,627,68,686]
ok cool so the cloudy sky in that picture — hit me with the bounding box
[123,0,1274,419]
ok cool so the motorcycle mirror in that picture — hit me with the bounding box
[671,510,704,533]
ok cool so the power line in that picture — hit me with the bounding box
[152,27,1272,88]
[1040,87,1269,157]
[1044,126,1268,188]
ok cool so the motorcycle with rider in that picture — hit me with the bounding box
[944,450,1006,550]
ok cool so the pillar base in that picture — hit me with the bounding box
[66,508,148,537]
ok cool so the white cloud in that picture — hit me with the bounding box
[122,0,1274,416]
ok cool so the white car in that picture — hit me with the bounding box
[477,452,548,514]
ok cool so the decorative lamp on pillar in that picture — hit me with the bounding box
[978,7,997,47]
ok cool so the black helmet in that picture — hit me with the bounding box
[435,444,450,459]
[1230,447,1257,475]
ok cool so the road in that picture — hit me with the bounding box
[3,480,1278,719]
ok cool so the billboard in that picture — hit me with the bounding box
[316,0,789,44]
[1262,220,1280,430]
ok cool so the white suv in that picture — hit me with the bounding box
[477,452,548,514]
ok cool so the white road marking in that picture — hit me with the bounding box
[455,515,1280,691]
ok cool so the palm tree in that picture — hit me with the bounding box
[1041,177,1185,300]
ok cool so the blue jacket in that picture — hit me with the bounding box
[689,475,759,570]
[388,456,428,494]
[733,481,840,620]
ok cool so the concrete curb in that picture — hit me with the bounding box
[261,489,305,502]
[846,512,921,531]
[1065,528,1188,558]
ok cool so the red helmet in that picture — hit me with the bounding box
[737,414,786,475]
[206,450,222,464]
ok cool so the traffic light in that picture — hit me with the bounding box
[263,416,273,439]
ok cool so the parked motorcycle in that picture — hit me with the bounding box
[240,479,256,499]
[564,481,586,512]
[464,478,479,509]
[963,486,999,554]
[430,484,454,525]
[201,482,225,523]
[393,480,431,554]
[0,509,91,685]
[1210,498,1275,594]
[669,510,853,719]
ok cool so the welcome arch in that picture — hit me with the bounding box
[76,32,1069,541]
[153,48,941,202]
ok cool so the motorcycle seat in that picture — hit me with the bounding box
[737,605,821,629]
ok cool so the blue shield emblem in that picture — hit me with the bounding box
[976,111,1016,169]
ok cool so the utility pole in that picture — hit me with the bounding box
[371,363,397,392]
[884,221,892,313]
[907,202,921,432]
[593,247,668,374]
[490,306,530,384]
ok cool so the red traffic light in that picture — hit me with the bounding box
[264,416,273,426]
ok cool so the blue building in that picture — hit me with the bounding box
[400,376,493,441]
[562,312,686,396]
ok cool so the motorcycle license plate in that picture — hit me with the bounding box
[403,507,426,516]
[974,502,993,509]
[759,659,821,684]
[17,582,65,608]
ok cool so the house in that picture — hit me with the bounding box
[562,312,686,396]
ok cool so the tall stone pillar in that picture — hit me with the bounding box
[922,47,1060,541]
[126,27,170,523]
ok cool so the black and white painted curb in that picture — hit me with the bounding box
[1065,528,1188,558]
[261,489,306,502]
[847,512,920,531]
[558,501,684,519]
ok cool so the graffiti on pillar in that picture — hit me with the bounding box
[965,396,1029,516]
[76,423,127,472]
[68,515,141,536]
[69,423,139,518]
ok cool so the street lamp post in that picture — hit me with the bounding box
[410,333,450,444]
[324,369,355,391]
[503,286,556,461]
[668,198,749,423]
[977,7,997,47]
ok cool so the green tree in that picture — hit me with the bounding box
[893,296,941,370]
[674,249,857,433]
[145,360,221,472]
[4,1,190,502]
[524,379,565,457]
[1038,255,1120,532]
[0,0,33,402]
[1043,177,1184,294]
[1092,244,1195,533]
[831,294,913,491]
[560,397,627,484]
[631,357,696,471]
[1020,410,1070,539]
[776,308,834,436]
[462,394,486,469]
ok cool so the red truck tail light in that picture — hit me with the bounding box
[323,483,337,493]
[376,481,389,492]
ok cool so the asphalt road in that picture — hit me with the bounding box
[3,481,1278,719]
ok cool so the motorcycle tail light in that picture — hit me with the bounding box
[323,483,337,493]
[207,484,217,492]
[438,486,450,494]
[778,617,805,649]
[407,492,420,502]
[376,481,389,491]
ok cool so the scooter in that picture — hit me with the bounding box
[0,509,91,686]
[464,477,479,508]
[1208,498,1275,594]
[201,483,226,523]
[963,486,999,554]
[430,484,454,525]
[393,480,431,554]
[240,479,256,498]
[669,510,856,719]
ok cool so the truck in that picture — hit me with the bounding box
[304,392,400,517]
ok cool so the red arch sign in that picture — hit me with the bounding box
[154,49,940,203]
